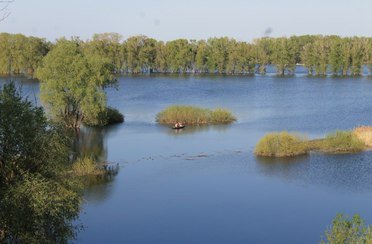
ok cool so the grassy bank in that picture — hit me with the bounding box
[255,129,365,157]
[156,105,236,125]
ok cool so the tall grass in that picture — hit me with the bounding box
[156,105,236,125]
[321,130,364,153]
[72,156,104,176]
[254,131,309,157]
[354,126,372,147]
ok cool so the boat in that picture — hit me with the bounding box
[172,125,185,129]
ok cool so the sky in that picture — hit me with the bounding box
[0,0,371,41]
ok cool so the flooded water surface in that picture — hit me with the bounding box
[3,74,372,243]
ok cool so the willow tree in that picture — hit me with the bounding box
[36,39,115,128]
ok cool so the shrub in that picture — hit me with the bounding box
[105,107,124,125]
[254,131,309,157]
[321,214,372,244]
[321,131,364,153]
[83,106,124,126]
[156,105,236,125]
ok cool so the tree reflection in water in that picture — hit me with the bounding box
[72,126,121,202]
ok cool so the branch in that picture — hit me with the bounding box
[0,0,13,22]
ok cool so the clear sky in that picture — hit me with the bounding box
[1,0,371,41]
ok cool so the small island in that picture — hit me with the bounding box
[156,105,236,125]
[254,127,372,157]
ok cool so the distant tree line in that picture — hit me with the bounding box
[0,32,371,76]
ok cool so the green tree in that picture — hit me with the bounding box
[0,83,81,243]
[254,38,272,74]
[313,37,329,75]
[155,41,168,72]
[301,42,316,75]
[36,39,115,128]
[271,37,296,75]
[195,40,208,73]
[165,39,194,73]
[83,33,124,73]
[125,35,157,73]
[321,214,372,244]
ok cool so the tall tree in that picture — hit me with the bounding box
[0,83,80,242]
[36,39,115,128]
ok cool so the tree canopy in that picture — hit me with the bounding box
[0,83,81,243]
[0,32,371,77]
[36,39,116,128]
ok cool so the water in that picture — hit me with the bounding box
[2,74,372,243]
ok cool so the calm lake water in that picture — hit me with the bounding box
[2,73,372,244]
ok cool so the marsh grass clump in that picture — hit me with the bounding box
[354,126,372,147]
[156,105,236,125]
[210,108,237,124]
[254,131,309,157]
[320,130,365,153]
[72,156,105,177]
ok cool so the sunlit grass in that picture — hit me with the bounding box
[254,131,309,157]
[255,130,366,158]
[320,130,364,153]
[156,105,236,125]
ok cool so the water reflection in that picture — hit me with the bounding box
[159,124,232,136]
[73,125,121,162]
[256,152,372,192]
[72,125,121,203]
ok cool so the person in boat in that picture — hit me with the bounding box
[174,122,183,128]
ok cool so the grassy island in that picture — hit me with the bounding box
[255,129,367,157]
[156,105,236,125]
[254,132,309,157]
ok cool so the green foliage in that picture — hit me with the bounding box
[271,37,296,75]
[254,132,309,157]
[0,32,371,76]
[156,105,236,125]
[36,39,116,128]
[72,156,102,176]
[0,83,68,186]
[0,83,80,243]
[82,33,125,73]
[210,108,237,124]
[321,131,365,153]
[0,33,49,76]
[83,106,124,126]
[1,175,80,243]
[321,214,372,244]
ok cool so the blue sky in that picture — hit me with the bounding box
[1,0,371,41]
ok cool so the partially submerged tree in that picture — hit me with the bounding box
[36,39,116,128]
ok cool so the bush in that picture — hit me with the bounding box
[156,105,236,125]
[105,107,124,125]
[321,214,372,244]
[254,132,309,157]
[83,106,124,126]
[321,131,364,153]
